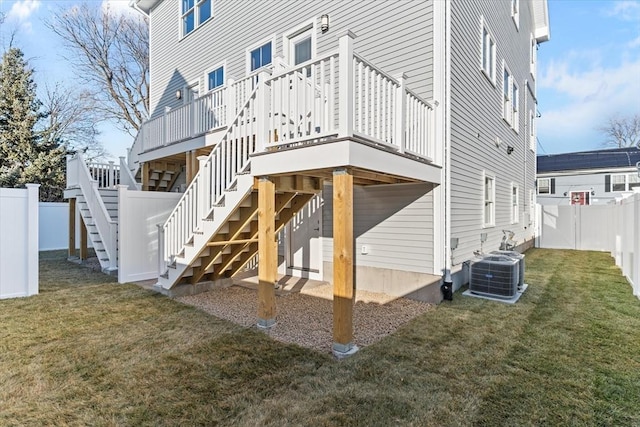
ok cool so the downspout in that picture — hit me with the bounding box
[441,0,453,298]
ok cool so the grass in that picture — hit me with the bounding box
[1,249,639,426]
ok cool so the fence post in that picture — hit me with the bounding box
[157,223,165,275]
[107,161,115,187]
[338,30,356,138]
[25,184,40,296]
[394,73,407,153]
[164,105,171,146]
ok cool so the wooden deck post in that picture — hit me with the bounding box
[68,198,76,258]
[185,151,192,184]
[79,214,88,261]
[141,162,149,191]
[332,168,357,356]
[257,176,277,328]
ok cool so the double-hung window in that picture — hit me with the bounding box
[182,0,212,37]
[511,0,520,29]
[484,173,495,227]
[529,110,536,150]
[511,184,519,224]
[537,177,554,195]
[250,42,272,73]
[530,34,537,78]
[612,174,626,191]
[512,81,519,132]
[480,17,496,83]
[503,63,518,131]
[207,66,224,91]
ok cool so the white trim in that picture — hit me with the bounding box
[537,177,551,194]
[245,34,277,75]
[538,167,638,177]
[203,60,227,92]
[183,80,200,105]
[282,18,317,66]
[530,33,537,79]
[511,0,520,30]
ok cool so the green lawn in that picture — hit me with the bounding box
[1,249,638,426]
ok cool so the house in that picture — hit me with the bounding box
[537,147,640,205]
[64,0,549,356]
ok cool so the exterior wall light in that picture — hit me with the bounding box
[506,145,514,154]
[321,14,329,33]
[176,89,182,100]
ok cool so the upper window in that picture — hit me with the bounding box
[502,63,518,131]
[250,41,272,72]
[480,18,496,84]
[207,66,224,91]
[484,173,495,227]
[182,0,212,37]
[610,173,640,192]
[511,0,520,29]
[530,34,537,78]
[511,184,519,224]
[529,110,536,150]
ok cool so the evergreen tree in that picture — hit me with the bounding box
[0,48,66,201]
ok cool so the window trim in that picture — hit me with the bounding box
[180,0,213,39]
[183,80,200,105]
[512,80,519,133]
[483,172,496,228]
[283,18,317,67]
[529,109,536,151]
[511,183,519,224]
[502,61,513,125]
[511,0,520,30]
[204,61,226,92]
[479,16,496,85]
[245,34,277,75]
[530,33,537,79]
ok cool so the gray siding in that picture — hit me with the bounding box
[449,0,539,264]
[322,183,435,274]
[148,0,433,118]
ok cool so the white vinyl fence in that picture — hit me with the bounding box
[537,190,640,298]
[0,185,39,299]
[39,202,94,251]
[117,186,181,283]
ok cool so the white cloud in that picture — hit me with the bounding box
[606,1,640,21]
[537,58,640,151]
[7,0,41,22]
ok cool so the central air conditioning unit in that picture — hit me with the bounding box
[491,250,525,291]
[469,254,519,298]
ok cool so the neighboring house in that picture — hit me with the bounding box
[537,147,640,205]
[65,0,549,355]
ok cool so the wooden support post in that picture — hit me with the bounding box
[79,214,88,261]
[68,198,76,258]
[141,162,150,191]
[257,177,277,328]
[192,150,199,177]
[332,168,357,356]
[185,151,192,184]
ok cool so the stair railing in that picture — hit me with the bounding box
[159,70,271,273]
[72,151,118,270]
[119,156,141,190]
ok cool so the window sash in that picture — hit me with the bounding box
[538,178,550,194]
[250,42,272,72]
[207,67,224,91]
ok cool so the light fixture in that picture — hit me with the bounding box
[563,192,568,196]
[320,14,329,33]
[507,145,514,154]
[175,89,182,100]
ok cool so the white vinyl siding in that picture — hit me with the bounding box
[148,1,434,118]
[322,183,434,274]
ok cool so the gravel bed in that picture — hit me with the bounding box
[177,284,434,354]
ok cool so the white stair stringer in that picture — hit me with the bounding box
[156,173,254,290]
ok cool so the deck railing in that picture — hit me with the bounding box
[157,32,437,274]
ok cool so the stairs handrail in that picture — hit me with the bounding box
[119,156,141,190]
[160,71,270,270]
[73,151,118,269]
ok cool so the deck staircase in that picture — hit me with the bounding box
[65,153,140,273]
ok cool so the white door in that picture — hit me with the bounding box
[287,195,322,280]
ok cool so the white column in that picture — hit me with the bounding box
[255,70,271,153]
[338,30,357,139]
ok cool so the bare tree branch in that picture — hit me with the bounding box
[598,113,640,149]
[46,3,149,136]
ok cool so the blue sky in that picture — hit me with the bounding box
[1,0,639,159]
